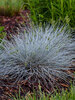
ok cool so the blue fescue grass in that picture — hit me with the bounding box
[0,25,75,91]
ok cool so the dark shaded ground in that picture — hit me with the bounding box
[0,10,30,40]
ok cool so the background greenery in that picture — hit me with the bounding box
[0,0,75,27]
[0,0,23,16]
[24,0,75,28]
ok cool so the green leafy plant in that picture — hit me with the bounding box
[0,26,6,42]
[24,0,75,27]
[0,0,24,16]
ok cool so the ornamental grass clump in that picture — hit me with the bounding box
[0,0,23,16]
[0,25,75,92]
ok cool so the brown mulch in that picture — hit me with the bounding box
[0,10,30,40]
[0,70,74,100]
[0,79,32,100]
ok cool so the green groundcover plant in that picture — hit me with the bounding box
[10,84,75,100]
[0,26,6,42]
[0,0,24,16]
[24,0,75,27]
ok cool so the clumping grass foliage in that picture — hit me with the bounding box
[0,0,23,16]
[0,25,75,91]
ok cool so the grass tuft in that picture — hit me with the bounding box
[0,25,75,91]
[0,0,24,16]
